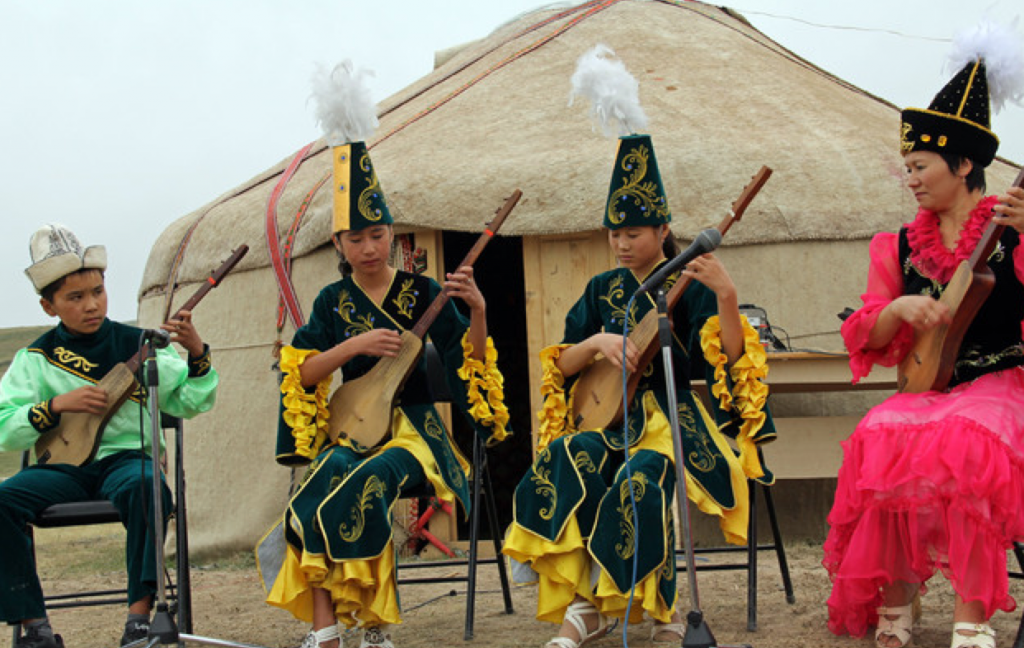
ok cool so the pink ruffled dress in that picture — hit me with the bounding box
[824,196,1024,637]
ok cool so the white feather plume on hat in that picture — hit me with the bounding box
[310,60,379,146]
[948,18,1024,113]
[569,44,648,137]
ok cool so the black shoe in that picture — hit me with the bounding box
[120,620,150,646]
[15,629,64,648]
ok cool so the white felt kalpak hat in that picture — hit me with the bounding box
[25,224,107,294]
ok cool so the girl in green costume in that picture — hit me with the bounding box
[502,134,772,648]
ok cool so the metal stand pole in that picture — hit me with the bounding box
[120,340,269,648]
[654,289,751,648]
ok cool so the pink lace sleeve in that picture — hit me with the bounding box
[840,232,914,383]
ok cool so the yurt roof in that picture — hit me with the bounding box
[140,0,1022,297]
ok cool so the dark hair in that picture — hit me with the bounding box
[662,228,680,260]
[939,152,987,193]
[40,269,105,303]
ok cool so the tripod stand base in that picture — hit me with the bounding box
[682,610,753,648]
[123,605,272,648]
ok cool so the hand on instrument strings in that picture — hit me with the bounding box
[162,310,204,358]
[993,187,1024,233]
[444,265,485,313]
[591,332,640,373]
[52,385,108,415]
[346,328,403,358]
[891,295,951,331]
[681,253,737,301]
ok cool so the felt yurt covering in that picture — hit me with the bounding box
[138,0,1023,555]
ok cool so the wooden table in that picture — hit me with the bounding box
[759,351,895,479]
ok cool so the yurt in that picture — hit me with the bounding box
[137,0,1023,555]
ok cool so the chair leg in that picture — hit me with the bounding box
[761,482,796,604]
[173,418,193,634]
[464,436,485,641]
[1012,544,1024,648]
[746,480,758,632]
[482,448,514,615]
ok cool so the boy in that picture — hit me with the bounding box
[0,224,218,647]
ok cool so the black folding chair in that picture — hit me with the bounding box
[10,414,192,645]
[677,453,796,632]
[396,343,514,640]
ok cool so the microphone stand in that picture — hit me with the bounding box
[122,339,269,648]
[654,289,751,648]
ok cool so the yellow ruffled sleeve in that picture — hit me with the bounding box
[700,315,769,480]
[456,333,511,447]
[279,346,332,462]
[535,344,575,453]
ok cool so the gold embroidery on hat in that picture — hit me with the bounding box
[921,134,932,143]
[358,151,384,223]
[938,135,948,147]
[900,122,914,153]
[606,144,670,226]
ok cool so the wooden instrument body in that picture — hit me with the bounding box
[31,244,249,466]
[327,331,423,448]
[569,167,772,431]
[35,363,137,466]
[572,304,659,430]
[897,261,995,393]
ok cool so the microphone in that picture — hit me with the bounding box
[636,228,722,296]
[142,328,172,349]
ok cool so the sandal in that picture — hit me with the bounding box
[545,600,616,648]
[875,604,915,648]
[950,623,995,648]
[360,626,395,648]
[299,625,340,648]
[651,621,685,645]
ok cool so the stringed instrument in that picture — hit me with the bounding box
[327,190,522,448]
[897,167,1024,393]
[570,166,772,431]
[34,244,249,466]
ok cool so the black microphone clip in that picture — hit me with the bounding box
[142,328,172,349]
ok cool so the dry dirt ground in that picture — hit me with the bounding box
[27,524,1024,648]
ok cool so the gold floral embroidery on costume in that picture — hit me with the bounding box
[600,276,638,330]
[423,411,444,442]
[614,472,648,560]
[29,400,57,431]
[605,144,670,226]
[678,402,716,473]
[53,347,98,373]
[989,241,1006,264]
[531,447,557,520]
[956,344,1024,371]
[338,475,387,543]
[358,151,385,222]
[391,278,418,319]
[573,450,597,475]
[336,290,374,337]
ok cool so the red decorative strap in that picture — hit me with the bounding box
[266,143,315,330]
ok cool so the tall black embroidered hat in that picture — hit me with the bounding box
[901,20,1024,167]
[569,45,671,229]
[311,60,393,233]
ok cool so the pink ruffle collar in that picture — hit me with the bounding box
[905,195,999,284]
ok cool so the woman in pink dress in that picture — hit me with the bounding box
[823,24,1024,648]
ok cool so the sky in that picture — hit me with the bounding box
[1,0,1022,328]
